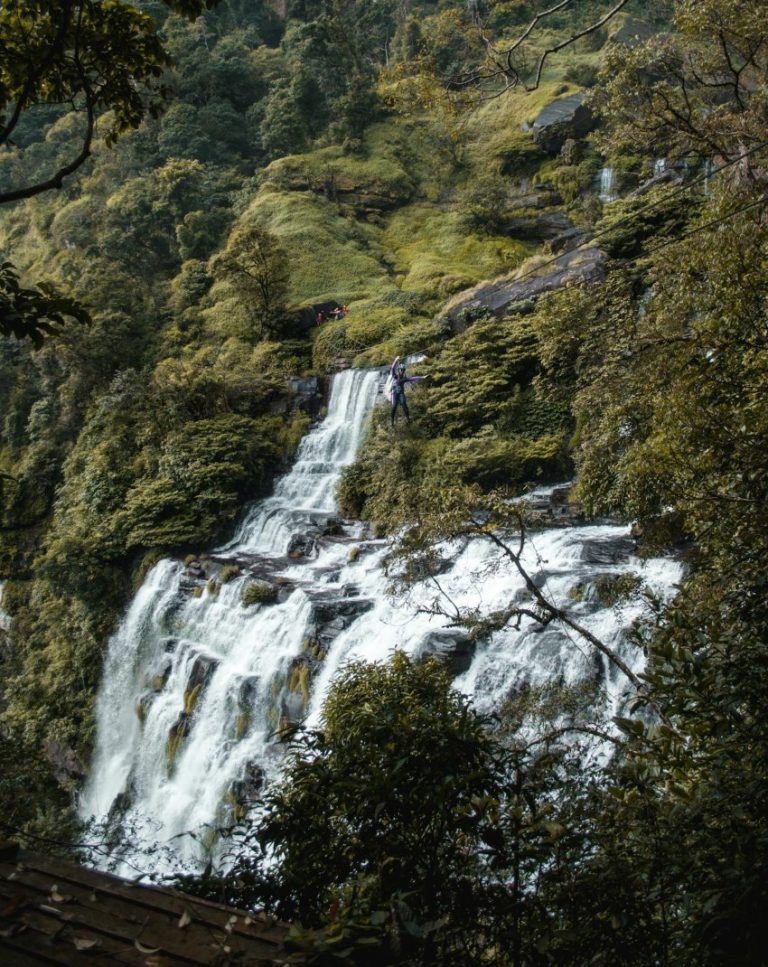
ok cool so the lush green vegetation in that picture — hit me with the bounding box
[3,0,768,963]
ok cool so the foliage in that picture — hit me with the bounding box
[211,223,291,337]
[0,0,219,203]
[0,260,90,345]
[241,580,277,606]
[186,654,517,964]
[593,0,768,163]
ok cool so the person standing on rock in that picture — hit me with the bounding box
[387,355,426,427]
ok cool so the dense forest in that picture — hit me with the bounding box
[2,0,768,963]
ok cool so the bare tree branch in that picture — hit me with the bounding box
[526,0,632,91]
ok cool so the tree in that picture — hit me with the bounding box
[592,0,768,163]
[196,654,517,965]
[0,0,219,344]
[0,0,219,204]
[211,222,290,337]
[0,260,90,345]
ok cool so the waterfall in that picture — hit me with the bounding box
[654,157,667,176]
[0,581,9,633]
[703,158,715,196]
[596,167,617,203]
[82,371,682,876]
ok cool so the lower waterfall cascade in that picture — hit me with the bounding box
[80,368,683,874]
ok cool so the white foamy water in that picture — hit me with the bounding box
[82,369,682,874]
[596,166,617,203]
[0,580,10,633]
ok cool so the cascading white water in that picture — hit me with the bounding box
[654,157,667,176]
[596,166,617,203]
[82,369,682,875]
[0,580,9,633]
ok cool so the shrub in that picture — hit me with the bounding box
[219,564,241,584]
[241,581,278,607]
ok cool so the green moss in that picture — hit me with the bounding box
[288,662,312,710]
[382,205,529,295]
[242,581,278,607]
[593,573,643,606]
[235,711,250,739]
[219,564,241,584]
[184,683,202,715]
[461,81,574,174]
[206,578,220,597]
[245,189,395,306]
[166,727,185,775]
[263,120,417,204]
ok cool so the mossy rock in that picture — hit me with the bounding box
[184,683,203,715]
[219,563,241,584]
[242,580,278,607]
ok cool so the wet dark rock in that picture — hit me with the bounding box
[580,536,635,565]
[147,656,172,691]
[287,532,319,559]
[609,17,656,47]
[238,676,259,710]
[305,594,375,646]
[441,246,605,332]
[319,517,344,537]
[232,762,264,803]
[287,376,319,397]
[188,653,218,692]
[501,210,573,240]
[532,93,596,154]
[547,226,589,255]
[44,738,86,785]
[417,630,476,677]
[169,711,189,742]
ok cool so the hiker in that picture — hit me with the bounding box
[386,355,426,426]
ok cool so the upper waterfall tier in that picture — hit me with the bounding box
[226,369,380,555]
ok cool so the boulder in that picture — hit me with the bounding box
[532,94,596,155]
[417,630,476,677]
[187,653,218,692]
[609,18,657,47]
[440,246,605,332]
[306,593,375,647]
[287,531,319,559]
[547,226,590,255]
[44,738,86,785]
[579,536,635,565]
[231,762,264,804]
[286,375,322,416]
[501,210,573,240]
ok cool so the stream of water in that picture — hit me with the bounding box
[80,368,682,874]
